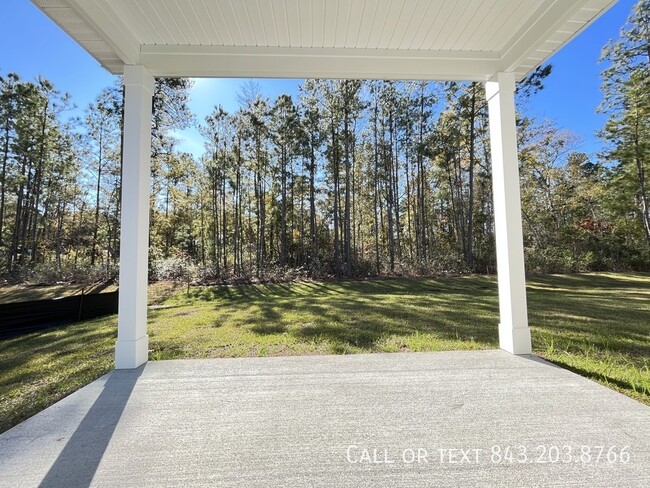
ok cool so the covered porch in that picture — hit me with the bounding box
[31,0,618,368]
[6,1,649,486]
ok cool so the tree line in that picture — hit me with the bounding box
[0,1,648,283]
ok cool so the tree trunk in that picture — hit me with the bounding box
[280,144,288,267]
[0,118,10,247]
[331,109,341,277]
[343,91,352,278]
[91,128,103,266]
[309,132,317,269]
[466,83,477,269]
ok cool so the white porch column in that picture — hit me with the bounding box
[115,65,154,369]
[485,72,532,355]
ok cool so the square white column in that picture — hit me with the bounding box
[115,65,154,369]
[485,72,532,355]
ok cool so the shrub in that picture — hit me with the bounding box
[151,255,197,283]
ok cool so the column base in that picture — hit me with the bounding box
[499,323,532,355]
[115,335,149,369]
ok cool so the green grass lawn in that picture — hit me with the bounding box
[1,273,648,433]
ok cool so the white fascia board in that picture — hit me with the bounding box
[139,45,502,81]
[66,0,140,66]
[501,0,618,78]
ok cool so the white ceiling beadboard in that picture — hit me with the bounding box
[31,0,617,80]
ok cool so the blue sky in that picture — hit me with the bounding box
[0,0,635,158]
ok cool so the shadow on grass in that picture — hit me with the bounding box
[529,272,649,289]
[250,323,287,335]
[301,298,496,347]
[178,275,499,304]
[527,279,650,361]
[0,321,116,387]
[542,357,649,397]
[154,273,648,371]
[185,277,503,350]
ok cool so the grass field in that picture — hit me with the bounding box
[1,273,648,433]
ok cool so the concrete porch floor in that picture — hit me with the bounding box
[0,350,648,487]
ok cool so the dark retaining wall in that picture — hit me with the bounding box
[0,291,118,339]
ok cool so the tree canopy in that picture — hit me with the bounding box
[0,1,648,283]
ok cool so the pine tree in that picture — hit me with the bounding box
[600,0,650,243]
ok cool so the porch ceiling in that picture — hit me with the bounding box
[31,0,617,80]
